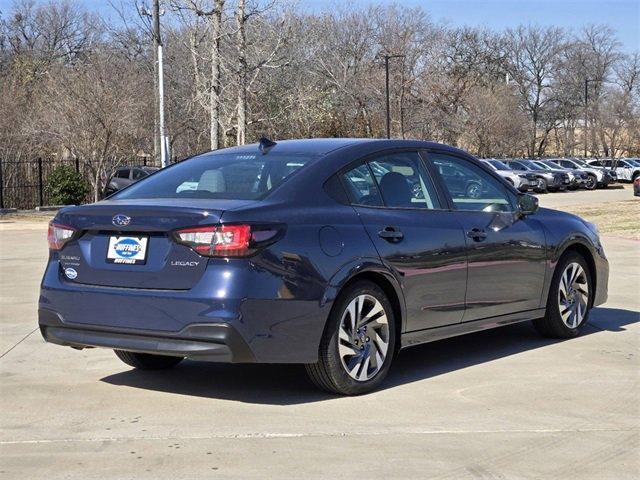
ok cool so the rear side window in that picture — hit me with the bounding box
[340,152,440,209]
[114,152,315,200]
[368,153,440,209]
[341,164,383,206]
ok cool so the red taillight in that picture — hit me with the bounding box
[47,223,76,250]
[174,224,252,257]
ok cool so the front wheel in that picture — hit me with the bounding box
[535,177,547,193]
[584,175,597,190]
[114,350,184,370]
[305,281,396,395]
[533,252,592,339]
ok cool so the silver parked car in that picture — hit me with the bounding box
[534,160,589,190]
[481,159,537,192]
[104,166,160,197]
[506,160,569,192]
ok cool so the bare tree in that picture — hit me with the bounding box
[503,25,564,157]
[34,52,150,201]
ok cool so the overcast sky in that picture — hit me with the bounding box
[1,0,638,52]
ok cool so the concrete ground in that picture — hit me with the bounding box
[1,190,638,479]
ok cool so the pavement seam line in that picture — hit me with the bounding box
[1,427,637,445]
[0,326,38,360]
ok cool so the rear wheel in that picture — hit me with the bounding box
[114,350,183,370]
[305,281,396,395]
[533,252,592,338]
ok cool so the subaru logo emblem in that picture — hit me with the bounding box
[112,214,131,227]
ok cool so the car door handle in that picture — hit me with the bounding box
[378,226,404,243]
[467,228,487,241]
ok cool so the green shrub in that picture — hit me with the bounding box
[45,165,89,206]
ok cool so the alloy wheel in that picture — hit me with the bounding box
[338,294,390,381]
[466,182,481,199]
[557,262,589,329]
[585,176,596,190]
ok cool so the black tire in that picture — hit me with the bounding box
[305,281,396,395]
[533,252,592,339]
[114,350,184,370]
[535,177,547,193]
[466,181,482,199]
[584,175,597,190]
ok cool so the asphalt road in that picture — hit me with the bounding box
[1,191,638,479]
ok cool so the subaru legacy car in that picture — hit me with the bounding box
[40,139,608,395]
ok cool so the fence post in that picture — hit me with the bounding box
[75,157,80,173]
[0,158,4,209]
[37,157,44,207]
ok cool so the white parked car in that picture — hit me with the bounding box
[587,159,640,183]
[554,159,614,189]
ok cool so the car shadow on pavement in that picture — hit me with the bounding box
[100,307,638,405]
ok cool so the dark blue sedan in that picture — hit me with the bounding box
[40,139,608,395]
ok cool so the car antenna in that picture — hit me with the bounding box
[258,136,277,155]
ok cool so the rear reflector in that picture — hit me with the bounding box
[173,225,252,257]
[48,223,76,250]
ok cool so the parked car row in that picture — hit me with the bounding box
[481,157,620,194]
[103,157,636,200]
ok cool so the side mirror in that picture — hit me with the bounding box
[517,194,538,216]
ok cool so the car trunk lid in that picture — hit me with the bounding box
[54,199,253,290]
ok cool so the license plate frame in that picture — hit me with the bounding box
[106,236,149,265]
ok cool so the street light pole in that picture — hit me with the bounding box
[140,2,168,167]
[583,78,598,159]
[380,54,405,139]
[151,0,168,167]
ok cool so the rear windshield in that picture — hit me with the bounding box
[113,152,315,200]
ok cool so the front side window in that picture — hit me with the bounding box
[429,152,513,212]
[132,169,147,180]
[114,152,316,200]
[558,160,574,169]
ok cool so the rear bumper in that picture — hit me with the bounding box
[39,309,256,362]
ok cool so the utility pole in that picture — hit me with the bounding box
[380,54,404,139]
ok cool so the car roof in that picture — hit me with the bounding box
[206,138,461,157]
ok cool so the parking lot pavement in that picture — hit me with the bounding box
[1,193,639,479]
[535,184,634,208]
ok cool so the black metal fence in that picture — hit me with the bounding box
[0,157,151,210]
